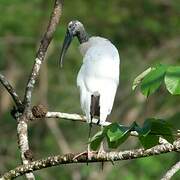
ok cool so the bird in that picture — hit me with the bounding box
[59,20,120,159]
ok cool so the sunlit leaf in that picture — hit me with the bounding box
[107,123,129,142]
[107,132,130,149]
[165,66,180,95]
[132,67,152,90]
[141,64,167,97]
[106,123,130,148]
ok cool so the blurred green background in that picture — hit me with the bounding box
[0,0,180,179]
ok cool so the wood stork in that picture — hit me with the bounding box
[59,20,120,158]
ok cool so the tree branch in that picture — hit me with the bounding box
[45,111,137,135]
[23,0,63,109]
[45,111,111,126]
[161,160,180,180]
[32,108,180,139]
[14,1,63,179]
[43,111,178,137]
[0,74,22,107]
[16,116,35,180]
[1,140,180,179]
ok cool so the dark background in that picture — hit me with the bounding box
[0,0,179,179]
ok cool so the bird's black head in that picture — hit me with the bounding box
[67,20,84,37]
[59,20,89,67]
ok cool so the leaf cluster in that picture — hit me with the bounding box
[90,64,179,150]
[90,118,174,150]
[133,64,180,96]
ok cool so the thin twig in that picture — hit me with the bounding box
[23,0,63,109]
[45,111,180,138]
[1,139,180,179]
[0,74,22,107]
[46,111,111,126]
[46,111,138,135]
[161,161,180,180]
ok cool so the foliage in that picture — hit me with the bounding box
[90,64,179,150]
[90,118,174,150]
[0,0,180,179]
[133,64,180,96]
[165,66,180,95]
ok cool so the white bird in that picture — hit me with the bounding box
[59,20,120,158]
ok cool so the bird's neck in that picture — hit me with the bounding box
[77,28,89,44]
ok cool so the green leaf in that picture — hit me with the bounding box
[165,66,180,95]
[142,118,174,144]
[106,123,129,142]
[90,131,104,150]
[107,133,130,149]
[130,121,141,131]
[132,67,152,90]
[139,119,152,136]
[106,123,130,149]
[150,119,174,144]
[141,64,167,97]
[139,135,159,149]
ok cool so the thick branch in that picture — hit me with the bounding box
[0,74,22,107]
[1,140,180,179]
[23,0,63,109]
[161,161,180,180]
[16,116,34,180]
[15,1,63,179]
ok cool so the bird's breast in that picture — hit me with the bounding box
[78,40,120,93]
[83,47,119,81]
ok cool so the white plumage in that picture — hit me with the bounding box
[59,21,120,156]
[77,36,120,124]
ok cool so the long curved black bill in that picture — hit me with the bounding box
[59,30,73,68]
